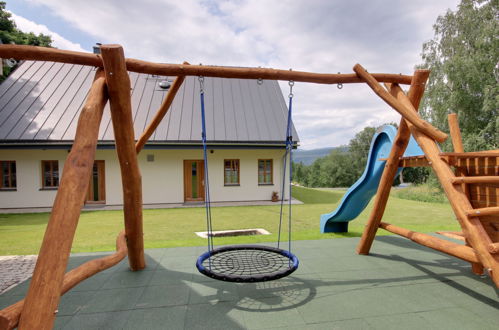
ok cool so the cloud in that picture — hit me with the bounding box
[8,11,86,52]
[19,0,460,149]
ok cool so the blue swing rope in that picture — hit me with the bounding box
[198,77,214,261]
[277,80,294,259]
[198,75,295,270]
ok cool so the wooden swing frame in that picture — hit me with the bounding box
[0,44,496,329]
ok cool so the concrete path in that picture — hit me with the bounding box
[0,255,37,294]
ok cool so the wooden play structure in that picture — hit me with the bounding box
[0,44,497,329]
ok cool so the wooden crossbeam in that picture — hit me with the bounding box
[436,231,466,241]
[353,64,447,143]
[380,222,480,263]
[0,44,414,85]
[100,45,145,271]
[451,176,499,184]
[17,70,108,330]
[465,206,499,217]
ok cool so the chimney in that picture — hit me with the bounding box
[93,43,102,54]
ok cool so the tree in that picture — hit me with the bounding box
[348,126,377,178]
[0,1,52,79]
[419,0,498,150]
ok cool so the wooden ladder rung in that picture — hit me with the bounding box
[451,176,499,185]
[488,243,499,254]
[465,206,499,217]
[436,231,466,241]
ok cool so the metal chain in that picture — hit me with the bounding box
[198,76,205,93]
[337,72,343,89]
[288,80,294,98]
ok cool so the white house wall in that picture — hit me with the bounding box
[0,148,290,209]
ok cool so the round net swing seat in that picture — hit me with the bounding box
[196,245,299,283]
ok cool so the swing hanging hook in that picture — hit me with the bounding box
[337,72,343,89]
[198,76,205,93]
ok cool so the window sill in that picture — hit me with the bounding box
[39,187,59,191]
[224,184,240,187]
[258,183,274,186]
[0,188,17,192]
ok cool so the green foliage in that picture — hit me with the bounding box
[348,126,377,178]
[0,1,52,80]
[419,0,498,149]
[392,184,447,204]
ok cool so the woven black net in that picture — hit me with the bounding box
[197,245,298,282]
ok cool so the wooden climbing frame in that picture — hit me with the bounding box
[0,43,495,329]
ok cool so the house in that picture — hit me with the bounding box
[0,60,298,209]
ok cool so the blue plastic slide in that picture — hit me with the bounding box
[320,125,423,233]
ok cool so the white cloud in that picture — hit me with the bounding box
[9,11,86,52]
[19,0,460,149]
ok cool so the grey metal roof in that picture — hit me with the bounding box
[0,61,299,145]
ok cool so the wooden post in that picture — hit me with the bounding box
[356,70,430,255]
[448,113,464,153]
[100,44,145,271]
[0,231,126,330]
[448,113,484,274]
[135,62,189,153]
[17,70,108,330]
[390,84,499,287]
[353,64,447,143]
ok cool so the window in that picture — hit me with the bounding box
[258,159,273,185]
[0,161,16,190]
[224,159,240,186]
[42,160,59,188]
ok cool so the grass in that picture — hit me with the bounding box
[0,186,460,255]
[392,184,447,203]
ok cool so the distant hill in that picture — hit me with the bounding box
[293,146,347,165]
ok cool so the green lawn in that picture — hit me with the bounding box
[0,186,460,255]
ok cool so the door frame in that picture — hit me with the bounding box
[183,159,205,202]
[86,160,106,204]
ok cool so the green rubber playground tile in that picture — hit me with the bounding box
[148,268,194,286]
[159,255,197,269]
[123,305,187,330]
[0,293,24,309]
[57,291,96,316]
[53,315,73,330]
[296,285,416,324]
[418,307,497,330]
[241,304,306,329]
[187,281,239,304]
[1,278,30,296]
[365,313,430,330]
[78,287,145,314]
[134,284,189,308]
[70,272,113,292]
[58,311,130,330]
[102,269,154,289]
[184,302,247,330]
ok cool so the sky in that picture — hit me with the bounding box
[6,0,461,150]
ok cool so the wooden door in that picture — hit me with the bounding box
[184,160,205,202]
[86,160,106,204]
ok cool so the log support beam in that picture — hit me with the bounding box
[17,70,108,330]
[0,231,127,330]
[357,70,430,255]
[100,44,145,271]
[135,62,188,153]
[353,64,447,142]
